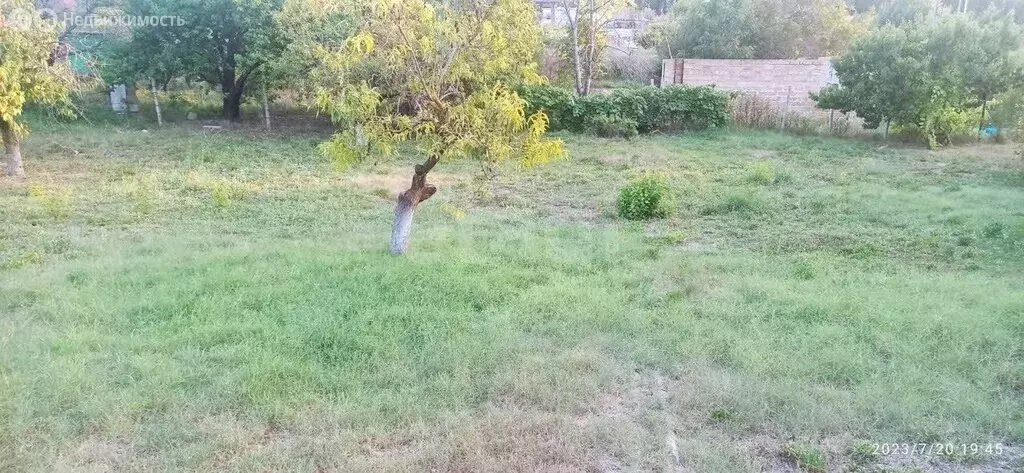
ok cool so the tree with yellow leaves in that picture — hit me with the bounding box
[0,0,72,178]
[311,0,565,255]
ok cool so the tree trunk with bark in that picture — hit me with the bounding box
[563,1,586,96]
[220,64,260,122]
[391,156,439,255]
[222,65,243,122]
[1,119,24,178]
[584,0,596,95]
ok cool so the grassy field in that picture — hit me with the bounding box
[1,119,1023,472]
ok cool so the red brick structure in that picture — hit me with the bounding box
[661,58,838,116]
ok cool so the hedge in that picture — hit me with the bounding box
[518,84,730,137]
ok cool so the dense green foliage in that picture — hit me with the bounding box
[271,0,358,97]
[519,85,730,136]
[617,174,674,220]
[0,1,73,127]
[102,0,285,120]
[313,0,562,171]
[664,0,868,59]
[872,0,937,26]
[988,87,1024,131]
[814,13,1024,146]
[853,0,1024,21]
[0,0,74,177]
[583,115,640,139]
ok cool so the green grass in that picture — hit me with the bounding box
[2,122,1023,472]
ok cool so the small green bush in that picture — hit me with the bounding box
[617,174,675,220]
[745,160,777,185]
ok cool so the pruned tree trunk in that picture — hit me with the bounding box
[390,156,439,255]
[1,119,24,178]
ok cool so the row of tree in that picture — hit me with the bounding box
[813,10,1023,145]
[651,0,868,60]
[643,0,1023,61]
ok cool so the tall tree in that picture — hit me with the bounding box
[669,0,868,59]
[556,0,627,95]
[673,0,753,58]
[0,0,73,177]
[812,25,930,137]
[313,0,565,255]
[814,15,1024,143]
[933,12,1024,134]
[108,0,284,121]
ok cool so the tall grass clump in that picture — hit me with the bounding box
[730,93,781,129]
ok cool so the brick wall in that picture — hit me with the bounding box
[661,58,838,116]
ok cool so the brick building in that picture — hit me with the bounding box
[661,58,839,116]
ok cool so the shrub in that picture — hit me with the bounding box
[654,85,731,131]
[893,106,976,149]
[584,115,638,139]
[988,87,1024,134]
[828,112,852,136]
[617,174,674,220]
[925,107,976,148]
[519,84,729,135]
